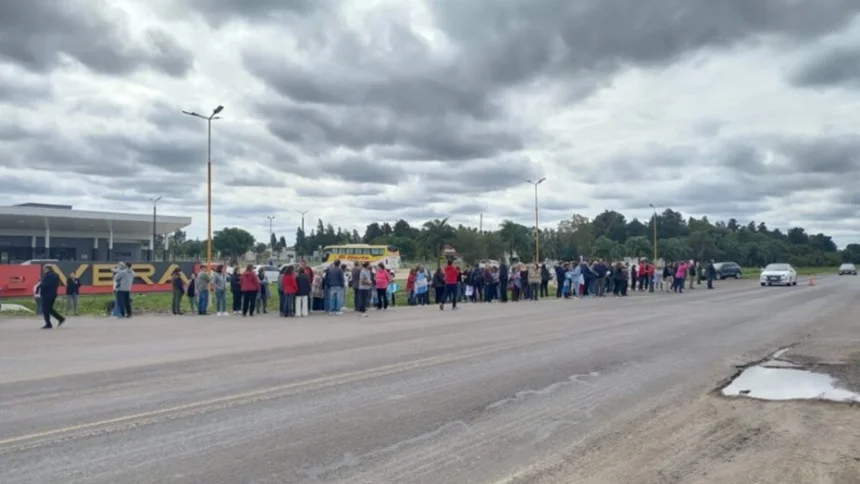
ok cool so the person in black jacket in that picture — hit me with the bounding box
[554,263,565,298]
[65,272,81,315]
[229,265,242,315]
[171,269,185,315]
[38,265,65,329]
[498,262,509,303]
[295,267,311,317]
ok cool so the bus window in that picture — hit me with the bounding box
[371,248,383,256]
[322,252,331,262]
[358,248,369,255]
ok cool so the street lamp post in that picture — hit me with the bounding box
[526,177,546,264]
[649,203,659,263]
[296,210,308,259]
[182,105,224,273]
[267,215,275,249]
[149,196,162,262]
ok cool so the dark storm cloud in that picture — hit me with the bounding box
[294,184,385,198]
[778,135,860,174]
[222,169,286,188]
[431,0,860,83]
[0,0,193,77]
[418,158,543,195]
[241,0,860,178]
[314,157,407,185]
[262,103,522,162]
[183,0,327,26]
[790,44,860,89]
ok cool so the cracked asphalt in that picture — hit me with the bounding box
[1,275,857,484]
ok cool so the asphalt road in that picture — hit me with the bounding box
[1,275,857,484]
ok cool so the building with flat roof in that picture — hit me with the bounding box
[0,203,192,263]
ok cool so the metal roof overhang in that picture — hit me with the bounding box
[0,206,192,237]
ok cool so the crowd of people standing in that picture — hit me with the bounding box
[27,256,720,328]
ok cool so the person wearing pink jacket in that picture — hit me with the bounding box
[674,262,688,293]
[375,263,391,310]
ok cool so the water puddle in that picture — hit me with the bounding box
[722,365,860,403]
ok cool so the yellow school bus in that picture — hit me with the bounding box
[321,244,401,269]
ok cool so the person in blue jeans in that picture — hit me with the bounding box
[325,260,346,314]
[197,269,211,315]
[212,265,228,315]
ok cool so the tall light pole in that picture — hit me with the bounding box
[182,105,224,272]
[149,196,162,262]
[526,177,546,264]
[296,210,308,259]
[267,215,275,249]
[649,203,659,263]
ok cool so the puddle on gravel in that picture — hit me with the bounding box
[723,365,860,403]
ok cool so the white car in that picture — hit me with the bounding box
[759,263,798,286]
[838,263,857,275]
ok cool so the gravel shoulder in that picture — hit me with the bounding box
[525,296,860,484]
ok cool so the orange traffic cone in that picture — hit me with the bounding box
[808,275,815,286]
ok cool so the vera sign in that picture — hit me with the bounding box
[0,262,199,297]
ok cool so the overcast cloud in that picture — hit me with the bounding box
[1,0,859,246]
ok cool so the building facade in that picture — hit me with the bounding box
[0,203,192,264]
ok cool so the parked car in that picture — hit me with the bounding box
[760,263,798,286]
[838,263,857,275]
[713,261,742,279]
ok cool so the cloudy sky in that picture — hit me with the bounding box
[2,0,859,247]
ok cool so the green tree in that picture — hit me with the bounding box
[499,220,531,261]
[421,218,457,268]
[213,227,256,260]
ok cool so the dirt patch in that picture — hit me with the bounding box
[546,394,860,484]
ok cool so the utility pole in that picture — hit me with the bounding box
[182,105,224,273]
[296,210,308,259]
[479,213,483,233]
[267,215,275,249]
[526,178,546,264]
[149,196,161,262]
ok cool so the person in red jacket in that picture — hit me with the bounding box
[240,264,261,316]
[441,259,460,311]
[282,265,298,317]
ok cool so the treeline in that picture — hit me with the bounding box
[162,208,860,267]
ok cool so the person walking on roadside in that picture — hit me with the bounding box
[65,271,81,315]
[213,265,228,316]
[282,265,298,317]
[230,264,242,315]
[171,268,185,315]
[706,259,716,289]
[240,264,260,316]
[440,259,459,310]
[114,262,135,318]
[38,264,65,329]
